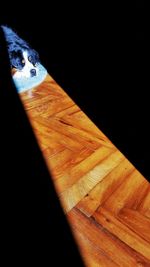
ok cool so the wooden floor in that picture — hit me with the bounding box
[19,74,150,267]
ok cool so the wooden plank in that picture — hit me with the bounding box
[67,208,150,267]
[138,187,150,218]
[46,148,78,179]
[47,147,93,179]
[30,118,84,152]
[55,148,112,195]
[60,150,124,212]
[118,208,150,243]
[70,224,119,267]
[39,116,110,150]
[60,110,112,146]
[34,129,64,154]
[27,97,74,117]
[43,149,74,180]
[103,170,149,215]
[130,182,150,211]
[22,91,64,110]
[77,158,134,217]
[53,104,80,119]
[93,207,150,261]
[55,146,114,193]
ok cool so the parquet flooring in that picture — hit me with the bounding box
[19,74,150,266]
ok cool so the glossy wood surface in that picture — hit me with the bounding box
[19,74,150,266]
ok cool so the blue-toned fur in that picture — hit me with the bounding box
[1,25,39,70]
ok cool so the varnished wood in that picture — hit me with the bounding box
[19,74,150,266]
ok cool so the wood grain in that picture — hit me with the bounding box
[19,73,150,266]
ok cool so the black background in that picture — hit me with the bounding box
[0,23,85,266]
[0,1,148,265]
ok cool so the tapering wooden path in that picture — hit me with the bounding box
[19,74,150,266]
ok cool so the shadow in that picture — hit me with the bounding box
[0,27,85,266]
